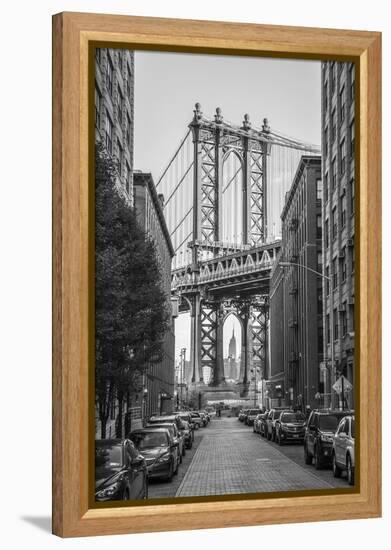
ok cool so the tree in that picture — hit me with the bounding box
[95,143,169,438]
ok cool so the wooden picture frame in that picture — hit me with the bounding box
[52,12,381,538]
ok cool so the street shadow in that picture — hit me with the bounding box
[21,516,52,533]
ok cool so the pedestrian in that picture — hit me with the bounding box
[305,405,312,419]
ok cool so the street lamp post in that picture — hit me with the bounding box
[180,347,187,410]
[279,261,334,409]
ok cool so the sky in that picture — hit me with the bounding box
[133,50,321,361]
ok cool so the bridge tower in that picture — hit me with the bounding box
[187,103,271,388]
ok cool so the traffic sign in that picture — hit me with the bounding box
[332,375,353,394]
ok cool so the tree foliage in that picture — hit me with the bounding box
[95,143,169,436]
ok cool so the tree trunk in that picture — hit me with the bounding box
[116,389,124,438]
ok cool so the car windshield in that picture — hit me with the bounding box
[249,409,259,415]
[146,424,174,437]
[281,412,306,423]
[95,444,123,478]
[130,432,168,449]
[274,411,282,420]
[319,414,345,431]
[191,413,200,417]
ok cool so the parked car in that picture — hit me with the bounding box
[180,420,193,449]
[176,411,195,440]
[246,408,261,426]
[129,428,179,481]
[241,409,250,424]
[199,411,208,427]
[253,413,265,433]
[189,411,203,429]
[304,410,353,469]
[149,414,184,432]
[332,415,355,485]
[95,439,148,501]
[145,421,185,459]
[238,409,245,422]
[258,412,269,436]
[202,410,211,423]
[275,410,306,445]
[266,408,286,441]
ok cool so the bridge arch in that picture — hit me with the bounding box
[222,312,242,382]
[221,150,243,246]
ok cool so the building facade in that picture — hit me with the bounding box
[95,48,135,203]
[269,156,323,410]
[321,61,355,408]
[134,172,176,419]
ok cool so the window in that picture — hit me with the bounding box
[325,219,329,248]
[332,109,337,142]
[106,54,114,95]
[324,127,328,158]
[325,266,330,295]
[333,257,338,289]
[317,251,322,272]
[95,85,101,128]
[349,63,355,101]
[332,158,337,190]
[341,193,347,228]
[326,314,330,344]
[316,214,322,239]
[339,86,346,122]
[316,179,322,201]
[350,121,355,157]
[349,178,355,215]
[117,85,123,124]
[333,308,338,340]
[340,139,346,175]
[341,303,348,336]
[341,247,347,281]
[332,207,337,240]
[105,111,113,154]
[117,139,124,174]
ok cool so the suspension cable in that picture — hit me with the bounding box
[156,129,191,188]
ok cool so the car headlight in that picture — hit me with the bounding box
[320,434,334,443]
[156,452,171,464]
[96,481,122,499]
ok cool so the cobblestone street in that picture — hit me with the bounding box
[149,416,348,499]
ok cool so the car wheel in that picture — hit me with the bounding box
[123,488,130,500]
[332,452,342,478]
[272,430,276,442]
[182,446,186,457]
[253,425,256,433]
[347,455,355,486]
[143,476,149,499]
[314,446,322,470]
[304,444,312,465]
[188,442,192,450]
[278,433,284,446]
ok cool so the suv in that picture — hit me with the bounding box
[275,410,306,445]
[304,410,352,469]
[332,415,355,485]
[266,408,286,441]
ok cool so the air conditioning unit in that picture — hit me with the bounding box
[338,249,345,259]
[347,238,354,247]
[338,303,346,312]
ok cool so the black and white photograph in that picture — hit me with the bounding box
[94,48,356,503]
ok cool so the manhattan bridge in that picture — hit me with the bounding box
[156,103,320,398]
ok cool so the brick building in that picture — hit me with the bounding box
[134,172,176,419]
[269,156,323,409]
[321,61,356,408]
[95,47,135,203]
